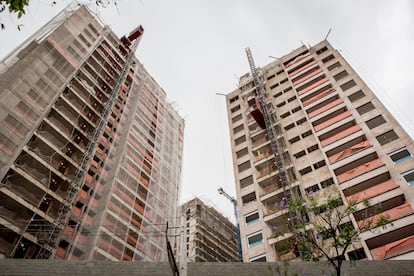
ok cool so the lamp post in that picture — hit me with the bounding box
[218,187,243,262]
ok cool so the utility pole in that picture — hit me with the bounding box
[179,210,187,276]
[218,187,243,262]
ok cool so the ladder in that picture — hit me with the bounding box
[39,31,142,258]
[245,48,309,259]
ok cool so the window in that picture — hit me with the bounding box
[270,83,280,90]
[333,70,349,81]
[376,130,399,145]
[291,106,301,113]
[280,111,291,119]
[305,184,320,195]
[276,101,286,108]
[313,160,326,170]
[316,46,328,55]
[247,231,263,248]
[356,102,375,115]
[287,96,297,102]
[240,175,253,189]
[366,115,386,129]
[250,253,266,262]
[267,74,275,80]
[289,136,300,144]
[280,78,288,84]
[238,161,251,173]
[277,70,284,75]
[348,90,365,102]
[340,80,356,91]
[322,54,334,63]
[244,211,260,225]
[294,150,306,159]
[229,95,239,103]
[242,192,256,205]
[231,105,241,113]
[321,178,334,188]
[402,170,414,185]
[235,135,246,145]
[328,62,341,71]
[284,87,292,93]
[284,123,295,131]
[232,114,242,123]
[301,130,312,138]
[236,148,248,159]
[299,166,312,176]
[273,91,283,98]
[307,144,319,153]
[233,124,244,134]
[389,147,412,164]
[296,117,307,125]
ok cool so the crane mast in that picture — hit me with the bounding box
[245,47,309,259]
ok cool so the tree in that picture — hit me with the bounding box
[272,189,392,276]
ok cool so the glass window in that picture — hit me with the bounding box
[250,253,266,262]
[244,211,260,226]
[389,147,412,164]
[402,169,414,185]
[247,231,263,248]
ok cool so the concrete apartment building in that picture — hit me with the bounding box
[175,197,239,262]
[225,41,414,262]
[0,5,184,261]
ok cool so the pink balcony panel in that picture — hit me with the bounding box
[288,60,317,76]
[337,158,383,183]
[292,68,322,86]
[328,140,370,163]
[320,125,361,147]
[358,203,413,229]
[297,77,329,95]
[308,98,343,118]
[370,235,414,260]
[347,179,398,203]
[302,87,334,106]
[315,111,351,132]
[286,52,311,67]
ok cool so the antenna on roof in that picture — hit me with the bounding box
[324,28,332,41]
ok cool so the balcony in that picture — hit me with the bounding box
[371,234,414,260]
[346,179,398,203]
[336,158,384,184]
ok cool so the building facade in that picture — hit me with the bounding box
[226,41,414,262]
[0,5,184,261]
[175,197,239,262]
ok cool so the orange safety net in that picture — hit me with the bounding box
[320,125,361,146]
[286,52,311,67]
[358,203,413,228]
[370,234,414,260]
[288,60,317,76]
[337,158,383,183]
[47,37,78,68]
[308,98,343,118]
[315,111,351,132]
[347,179,398,203]
[292,68,322,85]
[297,77,329,95]
[302,87,334,106]
[328,140,370,163]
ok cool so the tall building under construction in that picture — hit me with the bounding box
[0,5,184,261]
[226,41,414,262]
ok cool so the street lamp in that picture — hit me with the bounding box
[218,187,243,262]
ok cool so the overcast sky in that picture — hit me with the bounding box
[1,0,413,223]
